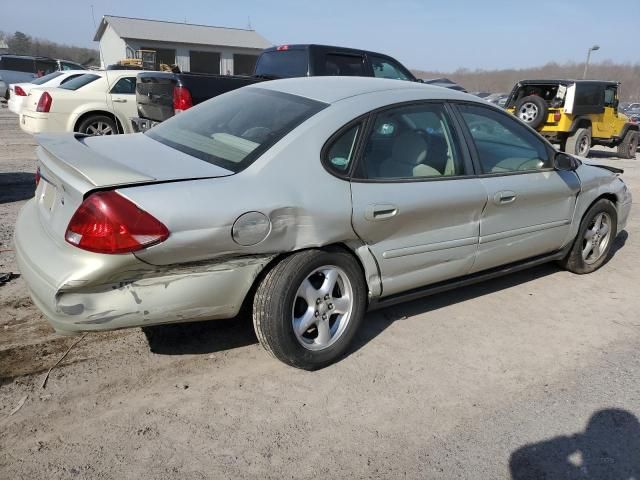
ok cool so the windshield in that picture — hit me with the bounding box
[32,71,64,85]
[254,50,308,78]
[147,88,327,172]
[59,74,101,91]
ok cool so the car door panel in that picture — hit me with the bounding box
[351,179,486,297]
[472,170,580,272]
[348,101,486,297]
[456,103,581,273]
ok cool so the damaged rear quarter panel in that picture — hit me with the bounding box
[122,105,361,267]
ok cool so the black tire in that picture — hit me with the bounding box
[617,130,638,159]
[514,95,548,130]
[565,127,592,157]
[4,89,9,101]
[253,248,367,370]
[76,115,118,136]
[558,199,617,274]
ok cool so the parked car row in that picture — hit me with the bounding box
[0,53,87,99]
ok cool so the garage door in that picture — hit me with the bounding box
[190,51,220,74]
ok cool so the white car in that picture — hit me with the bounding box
[8,70,88,115]
[19,70,143,136]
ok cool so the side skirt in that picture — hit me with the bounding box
[368,245,571,311]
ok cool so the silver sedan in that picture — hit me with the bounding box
[15,77,632,369]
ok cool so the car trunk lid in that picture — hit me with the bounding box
[34,132,233,244]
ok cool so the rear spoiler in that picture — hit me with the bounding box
[37,133,154,188]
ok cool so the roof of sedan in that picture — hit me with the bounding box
[253,76,475,104]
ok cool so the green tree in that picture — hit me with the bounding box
[8,31,32,55]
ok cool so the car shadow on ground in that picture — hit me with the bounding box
[143,230,629,359]
[587,149,625,160]
[509,408,640,479]
[0,172,35,204]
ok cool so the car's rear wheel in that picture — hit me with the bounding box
[77,115,118,136]
[559,199,617,274]
[565,127,591,157]
[253,249,366,370]
[514,95,548,130]
[617,130,638,159]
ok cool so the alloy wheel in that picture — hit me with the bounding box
[85,121,114,136]
[582,212,612,264]
[291,265,354,351]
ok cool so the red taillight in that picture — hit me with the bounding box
[65,191,169,254]
[14,86,27,96]
[173,86,193,113]
[35,167,40,187]
[553,111,562,122]
[36,92,52,113]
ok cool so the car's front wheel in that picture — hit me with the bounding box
[253,248,367,370]
[559,199,617,274]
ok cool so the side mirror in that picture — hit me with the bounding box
[554,151,579,171]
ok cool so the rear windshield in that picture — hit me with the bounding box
[147,88,327,172]
[254,50,308,78]
[32,71,64,85]
[59,74,101,91]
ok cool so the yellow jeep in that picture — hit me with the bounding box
[506,80,639,158]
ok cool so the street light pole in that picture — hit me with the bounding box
[583,45,600,79]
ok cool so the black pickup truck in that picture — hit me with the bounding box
[132,44,419,132]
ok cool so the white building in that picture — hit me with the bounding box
[93,15,271,75]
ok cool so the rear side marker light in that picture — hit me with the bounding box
[553,111,562,122]
[35,167,40,187]
[65,191,169,254]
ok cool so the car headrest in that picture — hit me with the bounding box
[391,132,427,166]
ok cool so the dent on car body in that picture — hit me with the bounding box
[55,254,276,330]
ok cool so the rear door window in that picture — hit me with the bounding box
[110,77,136,94]
[0,57,35,73]
[322,54,366,76]
[35,60,57,76]
[254,50,308,78]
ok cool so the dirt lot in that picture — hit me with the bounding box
[1,102,640,479]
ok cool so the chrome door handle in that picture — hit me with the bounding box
[494,191,517,205]
[365,204,399,221]
[112,99,127,103]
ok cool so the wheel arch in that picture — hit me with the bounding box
[618,122,639,140]
[73,110,125,134]
[241,242,380,316]
[569,116,592,134]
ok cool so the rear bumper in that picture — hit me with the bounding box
[15,200,272,334]
[7,95,25,115]
[131,116,160,133]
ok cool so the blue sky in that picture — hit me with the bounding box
[1,0,638,71]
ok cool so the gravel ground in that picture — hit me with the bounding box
[1,102,640,479]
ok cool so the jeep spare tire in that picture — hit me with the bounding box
[515,95,548,130]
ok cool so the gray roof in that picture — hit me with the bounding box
[94,15,271,50]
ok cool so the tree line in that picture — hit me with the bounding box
[413,61,640,101]
[0,31,99,66]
